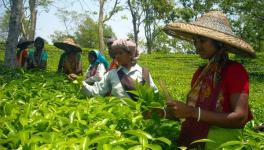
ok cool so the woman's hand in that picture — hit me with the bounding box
[142,108,181,121]
[142,108,165,119]
[68,73,78,80]
[166,100,197,119]
[159,80,197,120]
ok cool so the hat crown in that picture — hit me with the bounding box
[63,38,77,45]
[192,11,234,35]
[17,38,33,48]
[18,38,27,44]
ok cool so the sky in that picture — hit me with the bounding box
[33,0,145,44]
[0,0,145,43]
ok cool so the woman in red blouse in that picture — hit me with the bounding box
[160,11,256,149]
[16,39,33,68]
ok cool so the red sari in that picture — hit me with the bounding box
[16,49,28,67]
[178,60,252,148]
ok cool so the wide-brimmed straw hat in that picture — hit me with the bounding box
[163,11,256,58]
[17,38,33,49]
[54,38,82,53]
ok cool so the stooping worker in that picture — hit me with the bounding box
[84,50,109,85]
[16,38,33,68]
[55,38,83,79]
[27,37,48,70]
[82,39,158,100]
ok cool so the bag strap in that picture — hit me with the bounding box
[117,69,136,91]
[117,67,151,101]
[117,69,138,101]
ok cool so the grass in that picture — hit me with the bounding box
[0,46,264,149]
[1,47,264,123]
[139,52,264,124]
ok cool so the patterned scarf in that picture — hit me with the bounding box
[178,50,229,148]
[187,53,227,108]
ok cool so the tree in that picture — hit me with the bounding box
[75,17,115,48]
[127,32,135,40]
[98,0,105,51]
[4,0,23,67]
[55,9,85,36]
[50,31,70,43]
[2,0,52,67]
[0,11,10,42]
[98,0,122,51]
[173,0,264,51]
[127,0,143,47]
[136,0,263,53]
[141,0,173,53]
[28,0,37,40]
[219,0,264,51]
[24,0,53,40]
[1,0,53,40]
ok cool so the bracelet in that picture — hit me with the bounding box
[163,108,167,119]
[197,107,201,122]
[180,118,186,123]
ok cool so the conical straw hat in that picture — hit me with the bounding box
[54,38,82,53]
[163,11,256,58]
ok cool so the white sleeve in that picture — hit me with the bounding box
[149,73,159,93]
[85,63,106,84]
[81,71,111,97]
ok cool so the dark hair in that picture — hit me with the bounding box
[34,37,45,49]
[106,39,116,59]
[106,39,114,47]
[88,51,97,59]
[211,40,230,85]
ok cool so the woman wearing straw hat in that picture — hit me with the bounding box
[16,38,33,68]
[55,38,83,78]
[82,39,158,99]
[27,37,48,70]
[158,11,256,149]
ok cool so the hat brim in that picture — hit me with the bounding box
[17,41,34,48]
[163,22,256,58]
[54,42,82,53]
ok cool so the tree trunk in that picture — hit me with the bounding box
[4,0,23,68]
[146,29,152,54]
[144,9,152,54]
[29,0,37,40]
[128,0,139,47]
[141,1,155,54]
[98,0,105,51]
[133,18,138,47]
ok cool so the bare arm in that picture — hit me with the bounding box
[40,61,47,70]
[195,93,249,128]
[167,93,249,128]
[76,61,83,75]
